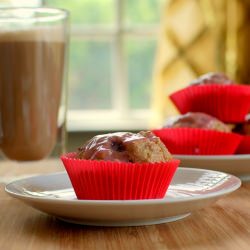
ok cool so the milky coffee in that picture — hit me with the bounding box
[0,28,65,160]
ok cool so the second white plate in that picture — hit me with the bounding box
[175,154,250,180]
[5,168,241,227]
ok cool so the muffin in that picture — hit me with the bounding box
[153,113,242,155]
[76,131,172,163]
[61,131,179,200]
[163,112,231,133]
[189,72,234,86]
[170,72,250,123]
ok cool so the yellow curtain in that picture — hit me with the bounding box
[151,0,250,128]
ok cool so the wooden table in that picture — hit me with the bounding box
[0,159,250,250]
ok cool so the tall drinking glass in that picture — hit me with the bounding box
[0,8,69,161]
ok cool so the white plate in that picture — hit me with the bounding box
[5,168,241,227]
[175,154,250,180]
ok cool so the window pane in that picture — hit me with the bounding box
[44,0,115,24]
[125,0,164,25]
[69,39,112,110]
[125,38,156,109]
[0,0,41,7]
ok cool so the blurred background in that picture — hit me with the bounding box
[1,0,249,152]
[42,0,165,133]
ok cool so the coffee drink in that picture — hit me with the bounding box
[0,27,66,161]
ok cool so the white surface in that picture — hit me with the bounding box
[175,154,250,179]
[5,168,241,227]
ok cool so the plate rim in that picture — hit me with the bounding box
[5,168,241,205]
[174,154,250,160]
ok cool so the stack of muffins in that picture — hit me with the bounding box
[61,72,250,201]
[153,72,250,155]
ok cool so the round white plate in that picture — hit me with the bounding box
[175,154,250,180]
[5,168,241,227]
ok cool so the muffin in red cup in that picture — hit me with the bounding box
[170,72,250,123]
[152,112,242,155]
[234,114,250,154]
[61,131,179,200]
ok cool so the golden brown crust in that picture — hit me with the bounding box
[125,131,172,163]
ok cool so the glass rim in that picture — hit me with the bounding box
[0,7,69,23]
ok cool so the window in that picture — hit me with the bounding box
[0,0,41,7]
[44,0,164,131]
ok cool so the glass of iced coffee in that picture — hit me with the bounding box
[0,8,69,161]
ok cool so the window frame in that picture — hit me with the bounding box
[48,0,161,131]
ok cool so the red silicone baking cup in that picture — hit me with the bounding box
[152,128,242,155]
[169,84,250,123]
[236,135,250,154]
[61,153,180,200]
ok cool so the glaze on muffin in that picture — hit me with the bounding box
[163,112,231,133]
[77,131,172,163]
[190,72,234,86]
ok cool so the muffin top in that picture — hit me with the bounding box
[163,112,231,133]
[190,72,234,86]
[76,131,172,163]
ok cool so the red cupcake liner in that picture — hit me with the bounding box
[236,135,250,154]
[152,128,242,155]
[170,84,250,123]
[61,153,179,200]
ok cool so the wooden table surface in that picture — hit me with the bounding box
[0,159,250,250]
